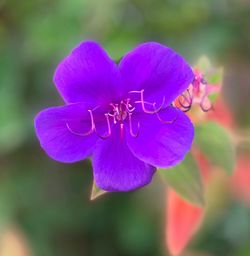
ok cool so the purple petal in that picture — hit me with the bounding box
[126,107,194,168]
[92,127,156,192]
[54,41,120,105]
[119,42,194,105]
[34,103,100,163]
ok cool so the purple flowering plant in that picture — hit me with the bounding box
[34,41,194,192]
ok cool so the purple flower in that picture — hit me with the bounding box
[34,41,194,192]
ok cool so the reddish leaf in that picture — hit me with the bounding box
[166,189,204,256]
[208,97,234,129]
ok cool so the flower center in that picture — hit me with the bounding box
[104,98,139,138]
[108,99,134,123]
[66,89,176,140]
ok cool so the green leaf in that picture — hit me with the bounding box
[90,182,107,201]
[195,122,236,175]
[195,55,211,72]
[0,52,27,154]
[195,56,223,84]
[159,153,204,207]
[208,67,223,85]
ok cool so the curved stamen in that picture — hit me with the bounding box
[178,98,192,112]
[201,77,207,85]
[134,100,154,106]
[200,101,213,112]
[156,110,178,124]
[186,88,193,102]
[129,89,165,114]
[179,103,191,112]
[110,103,119,114]
[107,112,117,124]
[66,110,95,136]
[128,113,140,138]
[95,113,112,139]
[181,89,193,105]
[178,95,190,106]
[179,97,191,108]
[127,105,135,112]
[92,105,101,111]
[122,99,135,113]
[151,98,166,113]
[199,82,213,112]
[177,89,193,112]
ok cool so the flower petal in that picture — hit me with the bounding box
[119,42,194,105]
[92,127,156,192]
[34,103,100,163]
[54,41,120,105]
[127,107,194,168]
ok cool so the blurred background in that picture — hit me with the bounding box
[0,0,250,255]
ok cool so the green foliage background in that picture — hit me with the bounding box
[0,0,249,255]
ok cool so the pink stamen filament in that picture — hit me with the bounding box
[178,100,192,112]
[66,89,177,140]
[156,110,178,124]
[120,99,135,113]
[195,74,214,112]
[128,113,140,138]
[129,89,165,114]
[120,123,125,139]
[66,110,112,139]
[177,73,215,113]
[178,89,193,112]
[66,109,95,136]
[200,98,213,112]
[96,114,112,139]
[199,79,213,112]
